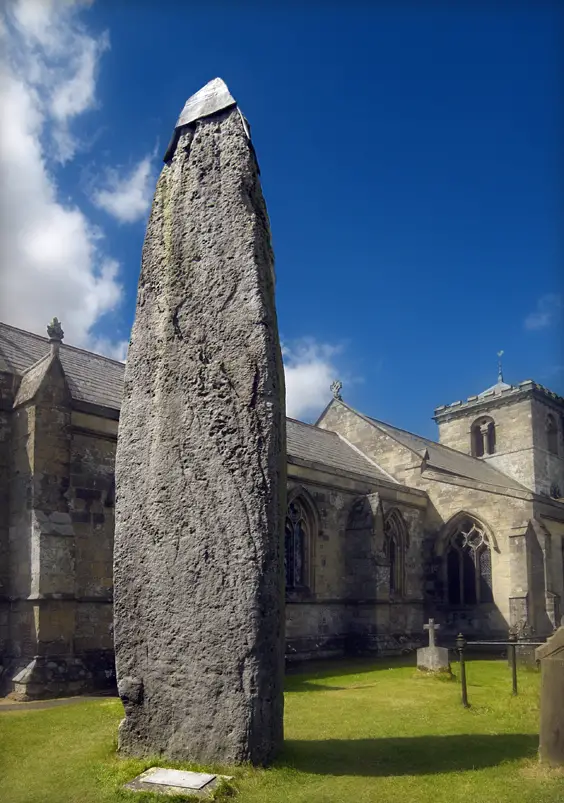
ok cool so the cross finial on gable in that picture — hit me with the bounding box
[330,380,343,400]
[47,318,64,356]
[497,350,504,383]
[47,317,64,342]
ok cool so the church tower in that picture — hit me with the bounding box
[433,371,564,498]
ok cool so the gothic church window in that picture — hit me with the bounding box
[445,516,493,605]
[285,497,313,591]
[384,508,407,596]
[546,414,558,455]
[471,417,496,457]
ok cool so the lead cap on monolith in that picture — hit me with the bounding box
[163,77,250,162]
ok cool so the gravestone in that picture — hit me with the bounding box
[417,619,451,673]
[113,78,286,765]
[535,626,564,766]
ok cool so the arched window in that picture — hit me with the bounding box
[445,516,493,605]
[471,417,496,457]
[546,414,558,455]
[384,509,407,596]
[285,497,313,591]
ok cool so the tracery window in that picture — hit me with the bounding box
[384,509,407,596]
[546,414,558,456]
[471,416,496,457]
[445,516,493,605]
[285,498,311,590]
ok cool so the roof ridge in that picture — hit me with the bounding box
[369,416,433,443]
[287,416,337,433]
[0,321,126,367]
[335,431,399,483]
[363,409,528,491]
[333,401,423,460]
[373,415,513,466]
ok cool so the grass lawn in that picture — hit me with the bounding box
[1,657,563,803]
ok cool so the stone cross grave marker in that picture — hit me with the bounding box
[424,618,440,648]
[417,618,450,674]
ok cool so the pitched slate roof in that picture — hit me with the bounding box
[0,322,124,410]
[13,353,52,406]
[371,418,528,491]
[0,321,393,484]
[287,418,394,483]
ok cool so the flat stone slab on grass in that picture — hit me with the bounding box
[124,767,233,798]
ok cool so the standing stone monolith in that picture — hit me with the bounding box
[113,78,286,766]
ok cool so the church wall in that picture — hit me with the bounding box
[0,372,14,661]
[437,398,537,491]
[436,394,564,497]
[319,400,553,638]
[539,517,564,612]
[66,420,116,688]
[6,404,35,665]
[418,475,535,636]
[286,472,366,660]
[2,399,118,698]
[530,397,564,497]
[285,468,428,661]
[317,403,419,482]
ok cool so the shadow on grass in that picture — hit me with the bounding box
[285,655,417,691]
[285,654,510,693]
[278,734,538,776]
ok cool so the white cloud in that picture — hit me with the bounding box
[283,339,343,421]
[90,335,128,363]
[0,0,124,352]
[524,294,562,331]
[92,155,155,224]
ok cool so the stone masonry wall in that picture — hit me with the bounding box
[420,474,534,636]
[67,420,116,687]
[318,400,540,638]
[4,378,118,697]
[0,372,15,672]
[437,397,537,491]
[285,468,427,660]
[7,403,35,666]
[531,397,564,498]
[436,394,564,497]
[317,403,420,482]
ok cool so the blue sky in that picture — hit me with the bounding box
[0,2,562,437]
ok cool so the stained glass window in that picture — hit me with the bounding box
[384,509,407,596]
[285,499,310,590]
[445,517,493,605]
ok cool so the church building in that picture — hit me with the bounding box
[1,319,564,699]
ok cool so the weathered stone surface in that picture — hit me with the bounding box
[113,83,286,765]
[417,646,450,673]
[536,626,564,766]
